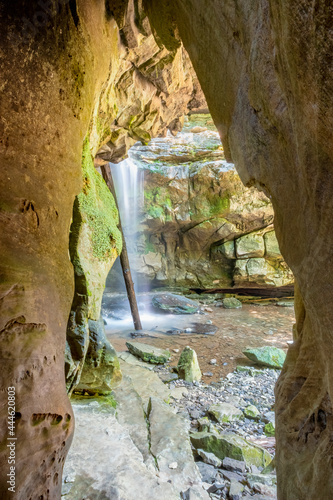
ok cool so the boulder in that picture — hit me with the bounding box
[264,422,275,437]
[235,232,265,259]
[243,346,286,369]
[177,347,202,382]
[74,317,122,395]
[126,341,171,364]
[197,449,222,467]
[244,405,260,421]
[264,231,282,259]
[152,293,199,314]
[234,257,293,288]
[208,403,243,423]
[190,432,272,468]
[222,298,242,309]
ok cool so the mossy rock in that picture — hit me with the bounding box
[190,431,272,468]
[208,403,244,423]
[222,297,242,309]
[125,341,171,364]
[243,346,286,369]
[244,405,260,420]
[152,293,199,314]
[177,346,202,382]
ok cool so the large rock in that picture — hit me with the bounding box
[243,347,286,369]
[73,317,122,395]
[152,293,199,314]
[190,432,272,468]
[234,257,293,288]
[126,341,171,364]
[235,232,265,259]
[177,346,202,382]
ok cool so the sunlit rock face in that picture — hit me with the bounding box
[110,115,292,291]
[145,1,333,498]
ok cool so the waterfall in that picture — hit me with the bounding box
[109,158,144,292]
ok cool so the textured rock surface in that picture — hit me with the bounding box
[177,347,202,382]
[243,347,286,369]
[190,432,272,468]
[152,293,199,314]
[208,403,244,424]
[66,141,121,394]
[126,341,171,364]
[147,2,333,498]
[0,2,204,495]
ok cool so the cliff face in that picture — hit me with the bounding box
[145,1,333,498]
[0,1,332,499]
[110,115,292,291]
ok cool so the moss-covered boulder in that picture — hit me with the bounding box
[152,293,199,314]
[177,347,202,382]
[222,297,242,309]
[126,341,171,364]
[208,403,243,423]
[243,346,286,369]
[75,317,122,395]
[190,432,272,468]
[244,405,260,420]
[66,140,122,394]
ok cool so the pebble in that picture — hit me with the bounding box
[168,462,178,469]
[209,359,217,365]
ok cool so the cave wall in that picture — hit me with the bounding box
[0,1,205,496]
[144,1,333,498]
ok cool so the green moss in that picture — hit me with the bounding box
[144,187,173,221]
[77,138,122,260]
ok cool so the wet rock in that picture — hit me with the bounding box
[242,346,286,369]
[222,457,246,474]
[126,341,171,364]
[190,322,218,335]
[244,405,260,421]
[222,298,242,309]
[152,293,199,314]
[190,432,272,468]
[197,449,222,467]
[177,347,202,382]
[208,403,244,423]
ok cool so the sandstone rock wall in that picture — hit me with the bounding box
[0,1,205,496]
[144,1,333,498]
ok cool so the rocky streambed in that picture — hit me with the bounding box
[63,296,291,499]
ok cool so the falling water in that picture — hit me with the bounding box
[109,158,144,293]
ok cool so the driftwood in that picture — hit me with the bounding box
[190,285,294,298]
[101,164,142,330]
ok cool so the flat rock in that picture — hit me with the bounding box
[196,462,219,483]
[149,397,209,499]
[242,346,286,369]
[247,474,277,488]
[222,457,246,474]
[118,351,155,370]
[152,293,199,314]
[197,449,222,467]
[190,322,218,335]
[62,400,179,499]
[126,341,171,364]
[208,403,244,423]
[190,432,272,468]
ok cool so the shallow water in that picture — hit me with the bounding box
[103,292,295,383]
